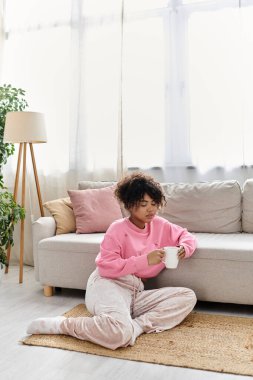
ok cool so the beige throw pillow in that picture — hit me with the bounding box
[43,197,76,234]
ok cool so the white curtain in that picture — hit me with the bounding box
[1,0,124,264]
[0,0,4,77]
[187,0,253,171]
[69,0,123,182]
[2,0,253,265]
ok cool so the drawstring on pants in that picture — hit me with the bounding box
[132,275,142,313]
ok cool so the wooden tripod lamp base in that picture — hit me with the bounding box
[4,112,47,283]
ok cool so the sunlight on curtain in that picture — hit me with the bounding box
[2,0,71,178]
[241,4,253,165]
[0,0,4,77]
[69,0,122,182]
[188,5,243,171]
[125,0,168,12]
[187,1,253,172]
[83,24,121,173]
[123,15,166,168]
[3,0,253,181]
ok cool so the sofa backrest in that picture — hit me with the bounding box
[78,181,115,190]
[159,180,242,233]
[242,179,253,233]
[78,180,242,233]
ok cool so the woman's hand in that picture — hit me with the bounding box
[147,249,165,265]
[178,245,185,259]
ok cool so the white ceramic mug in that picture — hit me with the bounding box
[163,246,179,269]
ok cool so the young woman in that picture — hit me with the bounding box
[27,172,197,350]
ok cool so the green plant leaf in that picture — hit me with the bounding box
[0,84,28,265]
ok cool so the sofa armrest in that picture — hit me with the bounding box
[32,217,56,281]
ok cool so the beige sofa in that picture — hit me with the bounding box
[33,179,253,304]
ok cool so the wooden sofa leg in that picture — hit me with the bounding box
[44,286,54,297]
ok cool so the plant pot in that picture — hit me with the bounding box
[0,264,5,283]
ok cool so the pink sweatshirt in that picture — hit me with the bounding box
[96,215,196,279]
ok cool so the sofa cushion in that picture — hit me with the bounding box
[149,232,253,304]
[43,197,76,235]
[68,186,122,233]
[242,179,253,233]
[159,180,242,233]
[38,232,104,253]
[192,232,253,261]
[37,233,103,289]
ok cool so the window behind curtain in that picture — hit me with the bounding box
[2,0,72,175]
[123,14,166,168]
[188,3,243,170]
[3,0,253,175]
[183,0,253,171]
[124,0,253,171]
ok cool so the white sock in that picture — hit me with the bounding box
[27,316,66,335]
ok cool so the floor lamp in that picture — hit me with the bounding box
[4,111,47,283]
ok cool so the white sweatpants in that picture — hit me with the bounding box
[60,269,197,350]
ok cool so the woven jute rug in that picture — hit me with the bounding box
[22,304,253,376]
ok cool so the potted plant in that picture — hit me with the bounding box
[0,190,25,277]
[0,84,27,276]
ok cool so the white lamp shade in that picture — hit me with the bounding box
[4,111,47,143]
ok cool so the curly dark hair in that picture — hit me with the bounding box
[114,172,166,210]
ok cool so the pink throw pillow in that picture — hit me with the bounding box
[68,186,122,233]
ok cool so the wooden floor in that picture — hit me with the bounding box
[1,265,253,380]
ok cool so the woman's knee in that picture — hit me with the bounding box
[182,288,197,309]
